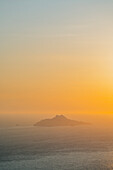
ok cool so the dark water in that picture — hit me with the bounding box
[0,126,113,170]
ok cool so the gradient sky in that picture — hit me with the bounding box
[0,0,113,124]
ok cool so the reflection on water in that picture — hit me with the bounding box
[0,126,113,170]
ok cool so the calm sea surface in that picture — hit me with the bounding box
[0,125,113,170]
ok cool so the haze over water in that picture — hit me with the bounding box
[1,125,113,170]
[0,0,113,169]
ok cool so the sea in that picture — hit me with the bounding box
[0,125,113,170]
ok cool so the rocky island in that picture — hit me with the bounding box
[34,115,89,127]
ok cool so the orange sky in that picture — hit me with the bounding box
[0,1,113,125]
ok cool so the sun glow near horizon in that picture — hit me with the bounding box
[0,0,113,123]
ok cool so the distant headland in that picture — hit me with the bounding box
[34,115,90,127]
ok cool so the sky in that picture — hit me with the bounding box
[0,0,113,125]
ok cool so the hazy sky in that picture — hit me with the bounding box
[0,0,113,124]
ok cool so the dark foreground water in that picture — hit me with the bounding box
[0,125,113,170]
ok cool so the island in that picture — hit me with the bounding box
[34,115,89,127]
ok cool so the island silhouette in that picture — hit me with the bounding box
[34,115,89,127]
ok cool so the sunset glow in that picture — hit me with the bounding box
[0,0,113,125]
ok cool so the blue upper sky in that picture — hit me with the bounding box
[0,0,113,116]
[0,0,113,38]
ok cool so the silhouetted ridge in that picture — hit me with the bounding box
[52,115,67,120]
[34,115,89,127]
